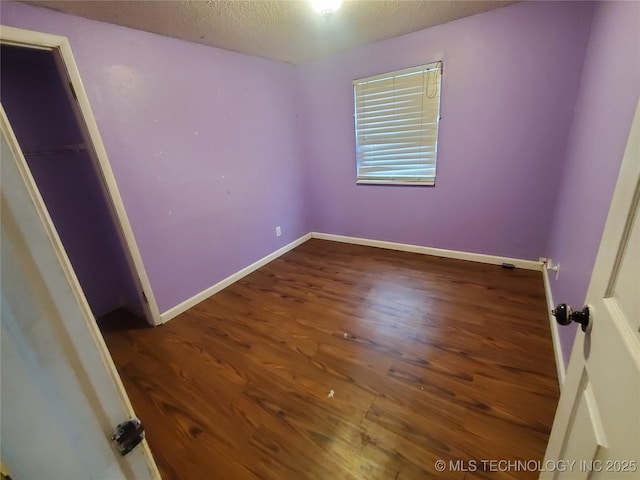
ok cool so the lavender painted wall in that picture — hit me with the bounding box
[3,0,628,350]
[1,45,140,317]
[1,1,308,313]
[296,1,594,260]
[545,0,640,367]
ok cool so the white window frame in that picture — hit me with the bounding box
[353,61,443,186]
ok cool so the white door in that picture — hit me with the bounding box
[1,108,160,478]
[541,101,640,479]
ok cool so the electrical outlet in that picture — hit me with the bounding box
[276,226,281,237]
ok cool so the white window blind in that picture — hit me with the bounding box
[354,61,442,185]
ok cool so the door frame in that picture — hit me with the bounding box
[0,25,162,326]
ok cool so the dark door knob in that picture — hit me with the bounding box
[552,304,592,333]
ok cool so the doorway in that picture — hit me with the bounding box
[0,38,159,325]
[1,28,162,477]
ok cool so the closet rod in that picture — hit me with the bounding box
[23,142,87,157]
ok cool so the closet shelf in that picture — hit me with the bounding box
[23,142,87,157]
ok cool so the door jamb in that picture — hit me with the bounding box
[0,25,162,326]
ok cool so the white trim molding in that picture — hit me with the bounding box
[160,233,312,323]
[542,266,567,387]
[312,231,565,387]
[161,230,565,390]
[311,232,543,270]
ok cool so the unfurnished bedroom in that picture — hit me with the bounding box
[1,1,638,479]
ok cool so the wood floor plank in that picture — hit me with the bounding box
[99,239,560,479]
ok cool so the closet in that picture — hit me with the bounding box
[1,44,142,319]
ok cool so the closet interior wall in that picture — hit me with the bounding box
[0,45,141,319]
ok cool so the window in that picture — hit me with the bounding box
[353,61,442,185]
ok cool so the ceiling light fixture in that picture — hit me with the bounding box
[309,0,343,20]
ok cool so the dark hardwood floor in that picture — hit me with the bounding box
[99,239,560,480]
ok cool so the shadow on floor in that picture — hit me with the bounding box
[97,308,150,333]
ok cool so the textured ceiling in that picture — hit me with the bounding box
[22,0,516,63]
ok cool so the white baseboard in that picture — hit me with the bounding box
[542,267,566,388]
[311,232,543,271]
[313,231,564,386]
[160,233,312,323]
[160,229,555,394]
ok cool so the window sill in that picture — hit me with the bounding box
[356,180,435,186]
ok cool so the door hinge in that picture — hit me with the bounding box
[142,291,148,304]
[69,82,77,100]
[111,418,145,456]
